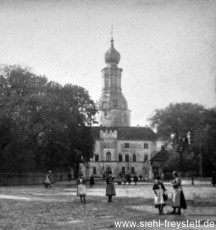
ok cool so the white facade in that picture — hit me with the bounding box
[84,128,156,179]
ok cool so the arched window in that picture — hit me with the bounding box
[133,154,136,162]
[119,154,123,162]
[106,152,111,162]
[113,100,118,108]
[125,154,129,162]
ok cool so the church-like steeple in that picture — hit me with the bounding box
[105,37,121,65]
[98,35,131,127]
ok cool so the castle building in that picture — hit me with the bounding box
[80,37,156,179]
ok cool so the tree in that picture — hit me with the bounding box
[0,65,97,173]
[149,103,216,175]
[149,103,206,141]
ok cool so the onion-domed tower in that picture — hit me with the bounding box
[98,37,131,127]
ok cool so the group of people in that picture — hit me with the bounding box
[76,171,116,203]
[123,173,139,185]
[76,169,187,212]
[44,170,187,215]
[153,171,186,215]
[116,174,141,185]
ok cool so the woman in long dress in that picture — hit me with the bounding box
[168,171,182,214]
[153,175,166,214]
[106,173,116,202]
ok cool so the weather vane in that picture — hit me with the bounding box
[110,25,114,44]
[111,25,113,38]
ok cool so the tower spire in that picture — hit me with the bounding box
[111,25,114,45]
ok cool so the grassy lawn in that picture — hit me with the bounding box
[0,183,216,229]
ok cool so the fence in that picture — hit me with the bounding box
[163,172,212,180]
[0,172,69,186]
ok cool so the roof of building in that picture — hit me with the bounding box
[91,126,156,141]
[150,146,171,162]
[105,38,121,65]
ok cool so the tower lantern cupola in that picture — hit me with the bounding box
[105,38,121,66]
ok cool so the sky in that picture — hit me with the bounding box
[0,0,216,126]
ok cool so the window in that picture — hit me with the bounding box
[125,154,129,162]
[95,154,99,162]
[122,167,125,175]
[104,143,111,148]
[131,167,135,174]
[93,167,97,174]
[102,102,107,109]
[124,114,127,121]
[106,152,111,161]
[144,143,149,149]
[111,75,117,86]
[125,143,129,148]
[144,154,148,162]
[113,100,118,108]
[105,77,109,88]
[119,154,123,162]
[133,154,136,162]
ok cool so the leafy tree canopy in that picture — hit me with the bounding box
[0,65,98,173]
[149,102,206,141]
[149,103,216,173]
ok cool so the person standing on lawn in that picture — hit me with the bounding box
[168,171,182,215]
[77,175,87,203]
[133,174,138,185]
[106,173,116,203]
[44,171,52,188]
[90,174,95,187]
[153,175,166,214]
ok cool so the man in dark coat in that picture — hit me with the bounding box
[90,174,95,187]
